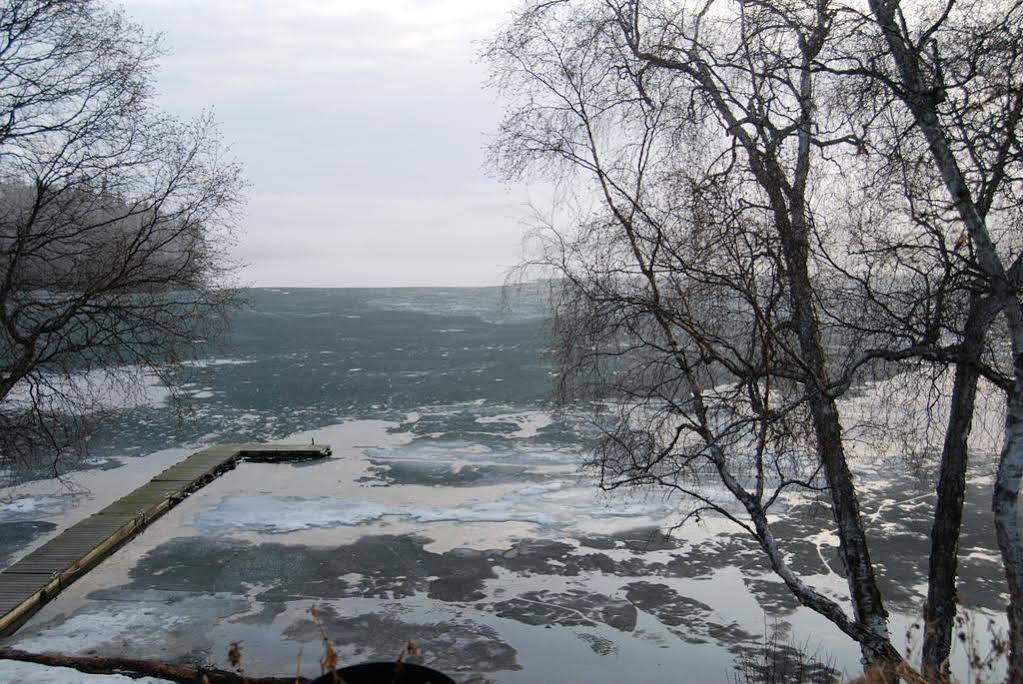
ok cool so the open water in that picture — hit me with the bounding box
[0,287,1009,682]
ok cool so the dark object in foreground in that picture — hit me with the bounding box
[0,648,454,683]
[313,662,456,684]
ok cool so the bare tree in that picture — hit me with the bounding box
[487,0,917,676]
[812,30,1013,675]
[0,0,244,477]
[487,0,1021,680]
[831,1,1023,677]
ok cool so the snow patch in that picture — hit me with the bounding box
[193,486,672,535]
[0,662,169,683]
[0,496,63,519]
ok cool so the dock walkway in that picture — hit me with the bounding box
[0,443,331,637]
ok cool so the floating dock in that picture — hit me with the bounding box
[0,443,331,637]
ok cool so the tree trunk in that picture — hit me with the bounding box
[995,372,1023,682]
[776,198,896,677]
[921,310,985,679]
[807,368,896,677]
[866,4,1023,674]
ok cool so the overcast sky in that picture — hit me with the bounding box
[121,0,533,288]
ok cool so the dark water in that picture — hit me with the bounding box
[0,287,1010,683]
[93,286,557,457]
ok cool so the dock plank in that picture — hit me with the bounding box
[0,442,330,636]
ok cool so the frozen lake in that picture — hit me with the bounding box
[0,288,1009,682]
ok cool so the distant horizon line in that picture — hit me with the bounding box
[239,280,555,290]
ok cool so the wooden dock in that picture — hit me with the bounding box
[0,443,331,637]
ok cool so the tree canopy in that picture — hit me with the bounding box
[486,0,1023,679]
[0,0,244,476]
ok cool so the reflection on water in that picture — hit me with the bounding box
[0,288,1010,682]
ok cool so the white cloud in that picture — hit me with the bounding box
[121,0,537,286]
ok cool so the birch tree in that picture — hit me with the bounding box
[856,1,1023,677]
[487,0,1017,680]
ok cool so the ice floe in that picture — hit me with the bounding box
[193,482,673,535]
[0,496,63,520]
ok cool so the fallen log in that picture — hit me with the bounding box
[0,647,310,683]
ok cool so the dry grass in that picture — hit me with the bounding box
[731,630,838,684]
[220,605,427,684]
